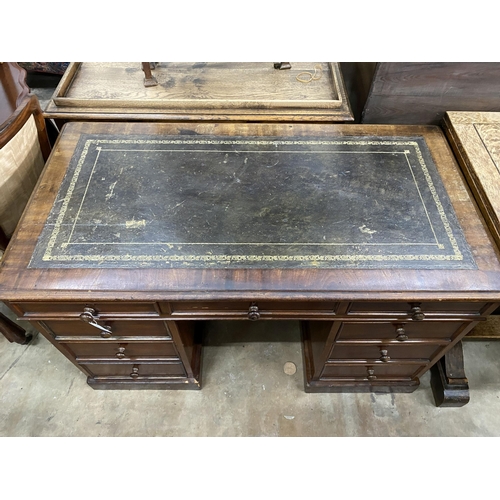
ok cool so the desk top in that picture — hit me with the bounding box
[28,132,474,271]
[1,121,500,301]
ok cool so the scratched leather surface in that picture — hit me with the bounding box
[29,134,476,269]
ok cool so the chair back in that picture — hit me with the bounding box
[0,74,51,250]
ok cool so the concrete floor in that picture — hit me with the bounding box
[2,302,500,437]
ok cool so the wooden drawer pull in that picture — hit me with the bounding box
[395,325,408,341]
[79,307,113,338]
[409,304,425,321]
[248,303,260,321]
[116,346,126,359]
[379,349,391,362]
[367,368,377,380]
[130,365,139,378]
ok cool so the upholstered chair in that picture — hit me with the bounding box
[0,63,52,344]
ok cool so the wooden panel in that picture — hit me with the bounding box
[45,62,353,122]
[321,363,422,380]
[466,315,500,340]
[370,63,500,97]
[339,62,377,123]
[444,112,500,253]
[329,343,444,361]
[14,301,159,317]
[40,320,172,339]
[62,341,178,359]
[166,300,338,317]
[347,301,487,315]
[336,321,464,340]
[0,62,30,126]
[358,63,500,125]
[81,361,186,378]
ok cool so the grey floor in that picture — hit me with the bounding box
[2,302,500,437]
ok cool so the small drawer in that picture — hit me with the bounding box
[14,301,159,318]
[62,341,179,360]
[329,343,445,362]
[81,362,186,378]
[347,301,488,317]
[40,320,173,339]
[321,364,422,380]
[163,300,338,318]
[336,321,462,341]
[165,301,248,315]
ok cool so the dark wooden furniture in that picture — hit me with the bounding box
[341,63,500,125]
[43,62,353,126]
[0,62,30,126]
[1,121,499,400]
[0,63,52,345]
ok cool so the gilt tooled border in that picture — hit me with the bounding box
[41,138,465,264]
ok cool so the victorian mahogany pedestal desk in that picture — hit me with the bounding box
[1,121,500,403]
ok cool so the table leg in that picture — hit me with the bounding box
[141,62,158,87]
[0,227,9,252]
[0,312,31,345]
[430,341,470,407]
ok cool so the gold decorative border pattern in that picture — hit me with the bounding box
[40,138,465,264]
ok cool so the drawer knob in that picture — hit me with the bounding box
[116,346,126,359]
[367,368,377,380]
[379,349,391,362]
[79,307,113,338]
[130,365,139,379]
[395,326,408,342]
[409,305,425,321]
[248,304,260,321]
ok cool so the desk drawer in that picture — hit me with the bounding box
[14,301,159,318]
[321,364,422,380]
[40,320,173,339]
[347,301,488,317]
[329,343,444,362]
[336,321,462,341]
[81,361,186,378]
[164,300,338,318]
[62,341,179,360]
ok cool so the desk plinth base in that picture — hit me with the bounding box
[430,342,470,407]
[304,379,420,394]
[87,377,202,391]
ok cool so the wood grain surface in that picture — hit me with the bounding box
[345,63,500,125]
[443,112,500,253]
[44,62,353,122]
